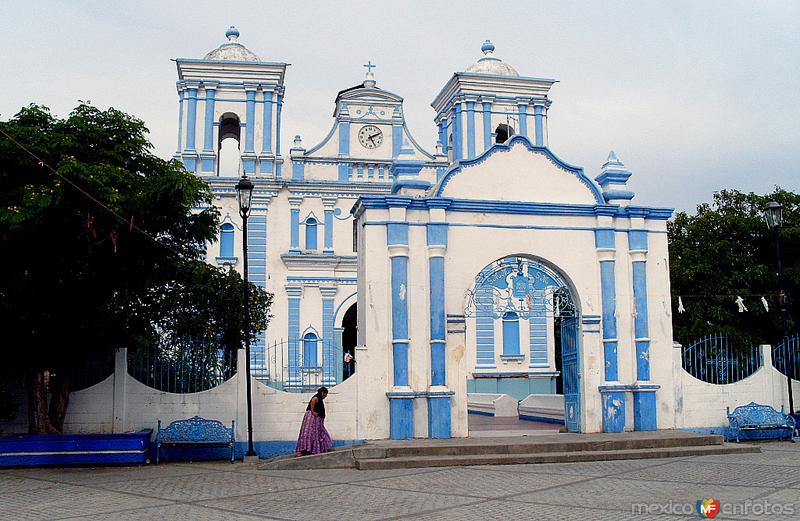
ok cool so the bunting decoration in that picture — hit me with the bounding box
[735,296,747,313]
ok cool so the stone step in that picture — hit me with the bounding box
[354,443,759,470]
[373,434,724,459]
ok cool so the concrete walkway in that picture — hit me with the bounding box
[1,441,798,520]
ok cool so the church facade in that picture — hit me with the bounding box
[173,28,675,439]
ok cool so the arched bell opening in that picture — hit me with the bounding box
[218,112,242,177]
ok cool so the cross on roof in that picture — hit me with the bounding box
[363,61,376,74]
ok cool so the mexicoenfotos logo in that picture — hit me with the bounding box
[697,498,721,518]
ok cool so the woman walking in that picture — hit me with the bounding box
[295,387,332,456]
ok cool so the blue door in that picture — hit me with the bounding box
[560,316,581,432]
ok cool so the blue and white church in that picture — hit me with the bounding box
[174,28,676,440]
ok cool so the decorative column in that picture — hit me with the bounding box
[286,286,303,386]
[517,99,529,139]
[596,217,626,433]
[481,97,493,152]
[182,80,200,172]
[260,90,274,174]
[437,119,448,155]
[426,199,452,438]
[629,215,658,430]
[392,108,403,158]
[289,196,302,253]
[322,198,336,255]
[201,82,217,162]
[321,286,338,386]
[386,197,413,439]
[452,100,463,161]
[465,98,476,159]
[533,105,544,147]
[175,86,184,158]
[275,90,284,176]
[241,83,257,174]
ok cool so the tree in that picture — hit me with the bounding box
[0,104,271,433]
[668,188,799,347]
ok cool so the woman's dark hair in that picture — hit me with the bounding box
[316,387,328,399]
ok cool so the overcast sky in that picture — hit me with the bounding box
[3,1,798,211]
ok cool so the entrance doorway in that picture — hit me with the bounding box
[465,256,582,433]
[341,303,356,381]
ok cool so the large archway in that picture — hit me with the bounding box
[465,255,582,432]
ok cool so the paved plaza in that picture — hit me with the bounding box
[0,442,798,520]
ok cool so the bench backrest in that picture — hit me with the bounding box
[157,416,234,443]
[727,402,794,427]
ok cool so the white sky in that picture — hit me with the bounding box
[3,0,799,211]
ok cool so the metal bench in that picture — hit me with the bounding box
[727,402,795,443]
[156,416,236,464]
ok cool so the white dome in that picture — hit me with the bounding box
[203,26,260,62]
[465,40,519,77]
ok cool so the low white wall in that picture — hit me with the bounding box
[1,348,359,442]
[467,393,518,417]
[673,344,800,429]
[519,394,565,422]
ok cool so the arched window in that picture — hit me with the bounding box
[218,113,241,177]
[303,332,318,367]
[220,223,235,258]
[495,124,514,144]
[305,217,318,250]
[502,311,521,355]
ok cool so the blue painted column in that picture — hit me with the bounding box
[437,120,447,155]
[260,91,274,174]
[185,85,198,152]
[533,105,544,146]
[275,91,283,176]
[517,101,529,138]
[321,286,337,386]
[323,199,335,255]
[392,123,403,158]
[200,84,217,174]
[482,100,493,151]
[386,198,413,440]
[289,197,301,253]
[287,286,302,386]
[175,87,184,156]
[242,86,257,174]
[452,102,463,161]
[596,226,625,432]
[629,227,657,430]
[426,199,452,438]
[465,100,476,159]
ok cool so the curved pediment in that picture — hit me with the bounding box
[435,136,603,204]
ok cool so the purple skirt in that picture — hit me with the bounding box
[295,410,332,455]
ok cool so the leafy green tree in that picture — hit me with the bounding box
[669,188,799,347]
[0,104,271,433]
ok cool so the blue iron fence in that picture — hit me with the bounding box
[69,350,115,392]
[682,333,763,384]
[260,339,352,392]
[773,334,800,381]
[127,337,237,393]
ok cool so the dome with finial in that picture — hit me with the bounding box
[204,26,260,62]
[465,40,519,77]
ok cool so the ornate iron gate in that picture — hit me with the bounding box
[560,316,581,432]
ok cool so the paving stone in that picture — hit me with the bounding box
[473,457,680,477]
[689,449,800,466]
[1,463,209,485]
[0,482,170,521]
[253,467,442,484]
[203,482,478,521]
[64,504,279,521]
[509,477,769,512]
[398,499,694,521]
[96,472,318,501]
[362,466,589,498]
[0,473,56,494]
[616,460,800,488]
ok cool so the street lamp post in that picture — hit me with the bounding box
[236,176,256,457]
[764,201,794,415]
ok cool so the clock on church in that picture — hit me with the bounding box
[358,125,383,149]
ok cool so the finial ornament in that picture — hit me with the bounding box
[481,40,495,55]
[225,26,240,43]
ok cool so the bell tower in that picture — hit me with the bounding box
[432,40,556,163]
[174,27,288,176]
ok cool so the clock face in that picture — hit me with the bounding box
[358,125,383,149]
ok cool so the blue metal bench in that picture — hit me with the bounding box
[156,416,235,464]
[727,402,795,443]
